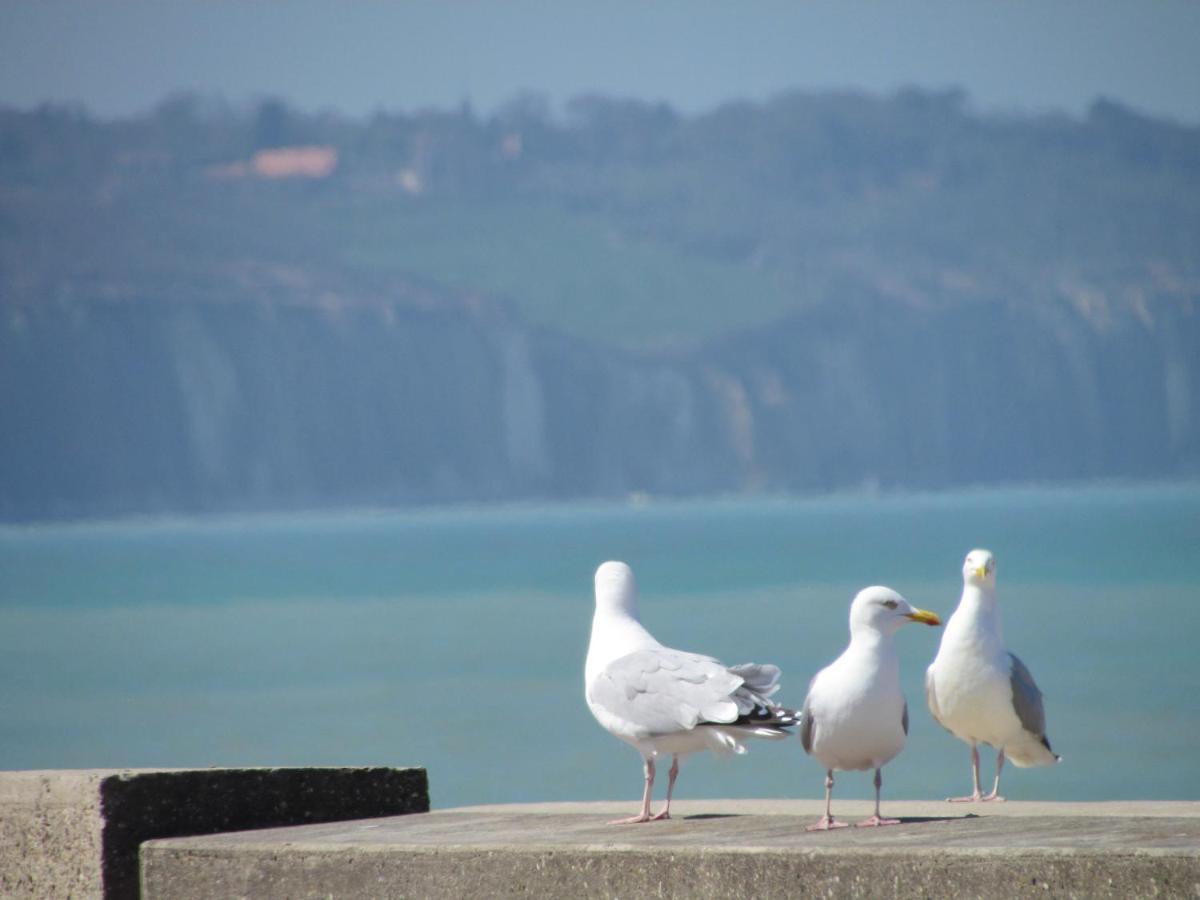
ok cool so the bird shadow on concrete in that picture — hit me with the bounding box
[909,813,981,824]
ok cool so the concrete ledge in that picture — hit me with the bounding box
[0,767,428,900]
[142,799,1200,899]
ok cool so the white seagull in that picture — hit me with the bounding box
[926,549,1060,802]
[800,586,941,830]
[585,560,799,824]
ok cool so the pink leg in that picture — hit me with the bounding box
[807,770,849,831]
[981,749,1006,802]
[650,755,679,820]
[609,757,656,824]
[948,745,984,802]
[857,768,900,827]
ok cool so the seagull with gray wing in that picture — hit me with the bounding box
[800,586,942,830]
[926,549,1061,802]
[585,561,799,824]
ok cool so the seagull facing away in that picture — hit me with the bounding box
[926,549,1060,802]
[801,586,941,831]
[585,561,799,824]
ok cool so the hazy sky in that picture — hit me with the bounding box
[2,1,1199,123]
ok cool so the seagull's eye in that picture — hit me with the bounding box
[882,599,898,610]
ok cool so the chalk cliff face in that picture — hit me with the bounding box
[3,94,1197,520]
[1,292,1196,520]
[707,297,1199,491]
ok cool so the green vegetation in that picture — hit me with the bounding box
[1,89,1197,350]
[2,90,1198,518]
[331,200,795,350]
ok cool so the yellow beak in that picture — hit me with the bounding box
[973,566,987,579]
[906,608,942,626]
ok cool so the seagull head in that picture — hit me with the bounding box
[849,585,942,636]
[594,560,639,618]
[962,548,997,588]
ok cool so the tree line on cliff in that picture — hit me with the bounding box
[1,89,1197,518]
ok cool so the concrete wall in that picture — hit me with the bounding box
[5,774,1197,899]
[140,800,1200,900]
[0,767,428,900]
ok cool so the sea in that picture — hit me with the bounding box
[1,482,1197,809]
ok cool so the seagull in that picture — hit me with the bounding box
[926,549,1060,802]
[800,586,941,830]
[585,560,799,824]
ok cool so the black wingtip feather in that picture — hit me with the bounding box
[702,703,801,730]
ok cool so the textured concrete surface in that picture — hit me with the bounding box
[142,799,1200,899]
[0,767,428,900]
[0,771,106,900]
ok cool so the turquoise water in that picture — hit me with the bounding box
[1,483,1197,808]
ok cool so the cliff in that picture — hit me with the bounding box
[2,91,1198,519]
[2,290,1195,521]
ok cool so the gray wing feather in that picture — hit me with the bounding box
[902,700,909,736]
[799,694,815,754]
[591,648,742,736]
[728,663,781,698]
[1009,652,1047,737]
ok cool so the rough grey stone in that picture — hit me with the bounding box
[141,800,1200,900]
[0,767,428,900]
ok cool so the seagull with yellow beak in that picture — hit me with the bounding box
[926,549,1061,802]
[800,586,941,830]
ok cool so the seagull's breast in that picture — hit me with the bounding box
[807,653,906,772]
[928,624,1020,745]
